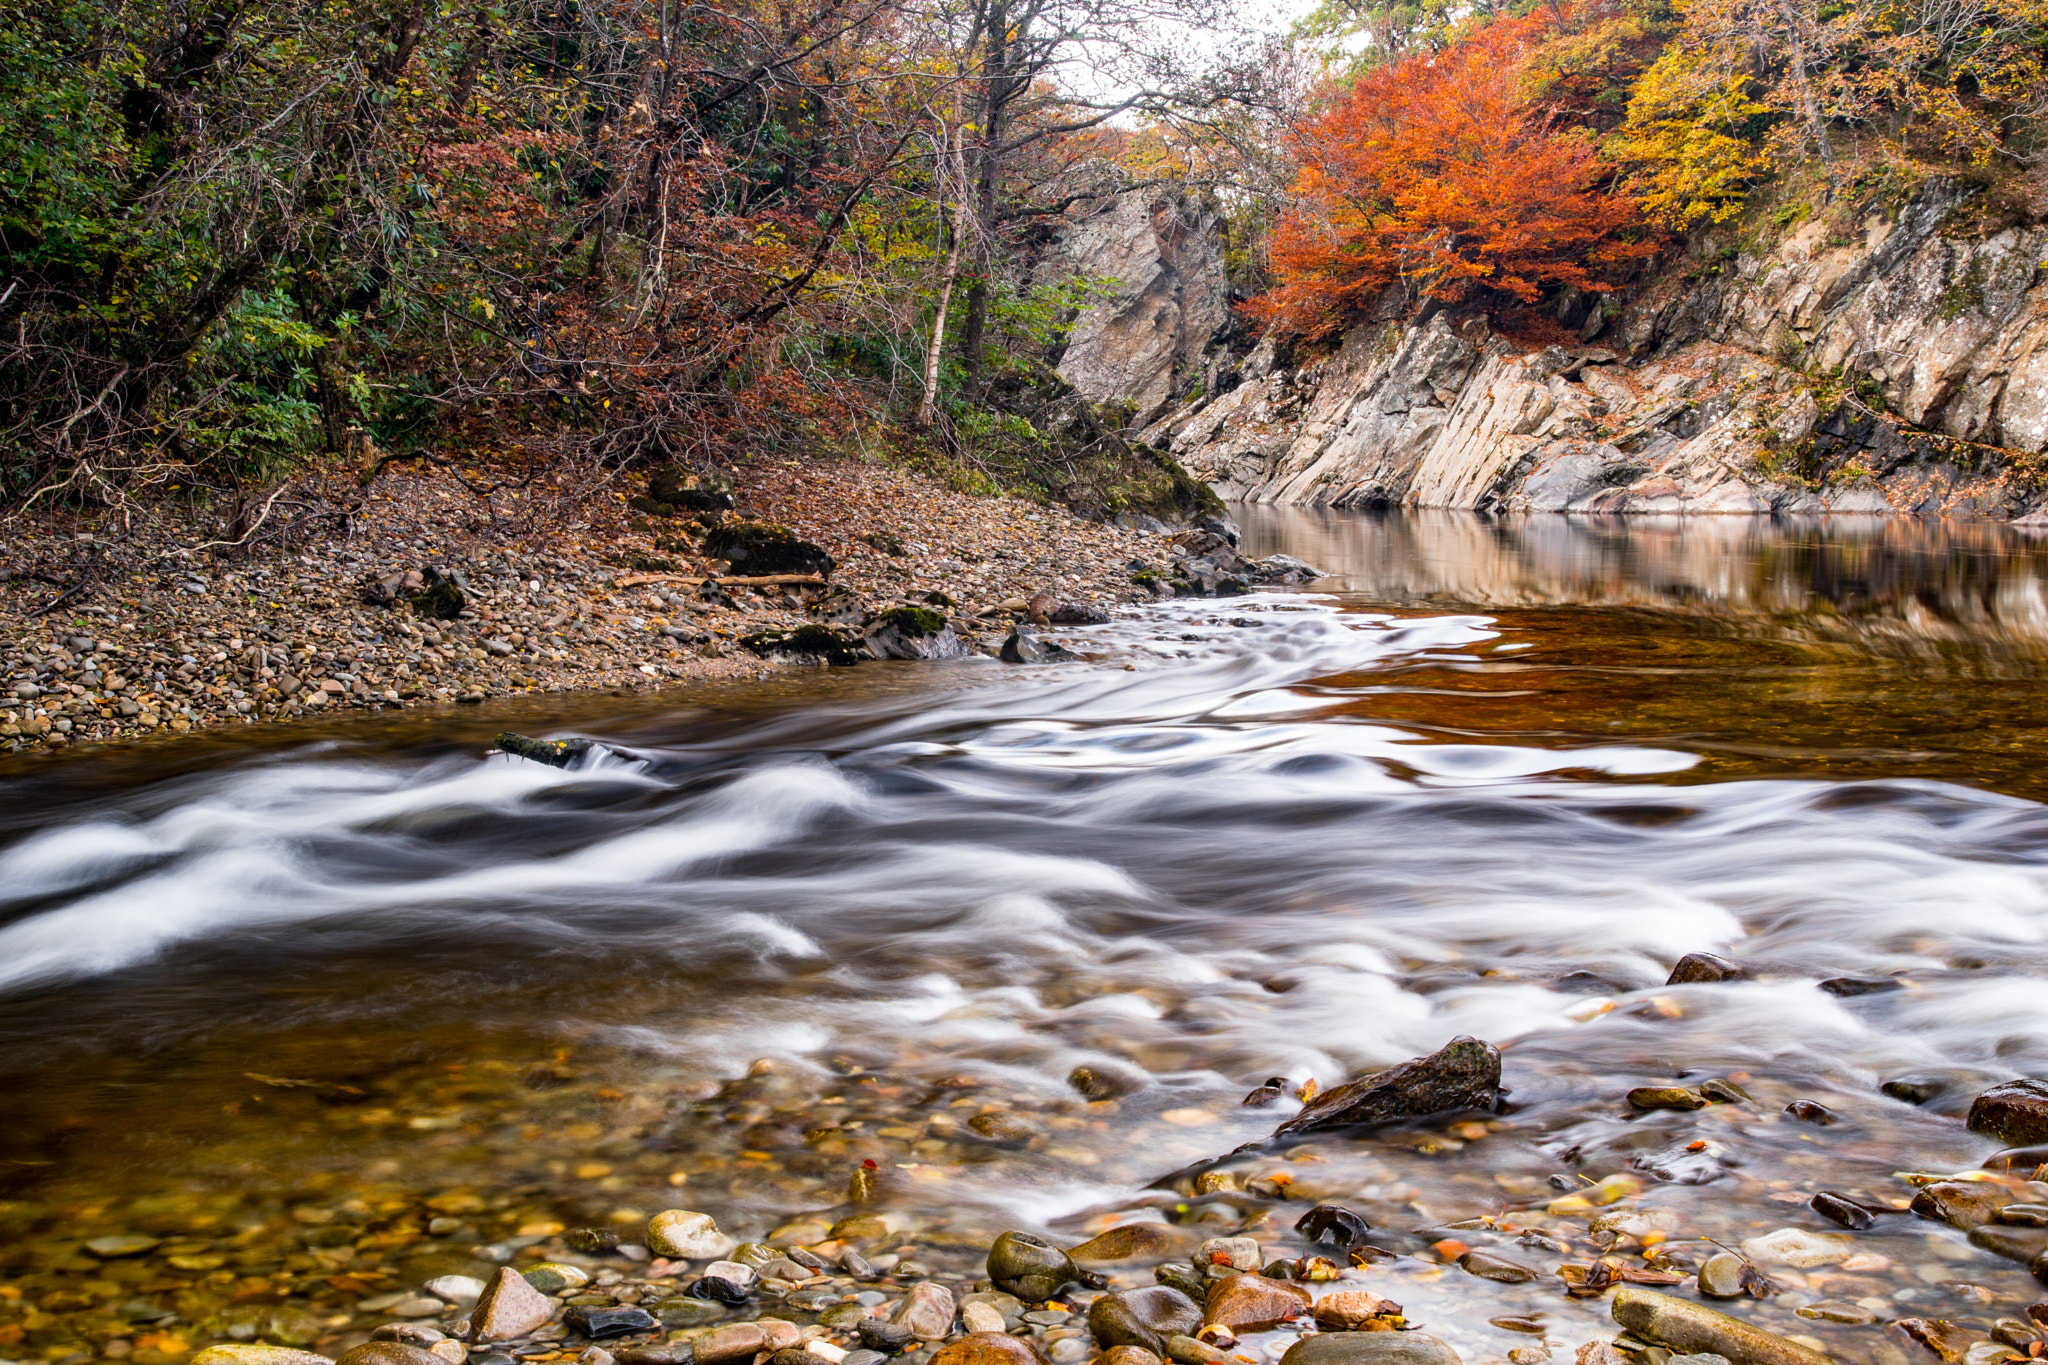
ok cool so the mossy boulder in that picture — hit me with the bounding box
[704,521,836,577]
[866,606,971,660]
[649,465,736,513]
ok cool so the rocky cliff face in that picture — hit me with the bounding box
[1132,188,2048,516]
[1036,190,1233,427]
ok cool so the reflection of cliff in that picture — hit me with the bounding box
[1241,506,2048,651]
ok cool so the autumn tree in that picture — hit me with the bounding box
[1249,8,1653,340]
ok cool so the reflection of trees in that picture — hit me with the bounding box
[1238,508,2048,651]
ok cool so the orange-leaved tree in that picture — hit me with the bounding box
[1249,7,1655,340]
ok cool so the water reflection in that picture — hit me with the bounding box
[1240,508,2048,652]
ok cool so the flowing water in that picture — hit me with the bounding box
[7,509,2048,1365]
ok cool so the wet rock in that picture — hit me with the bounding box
[1165,1336,1230,1365]
[1000,628,1078,665]
[1889,1319,1989,1363]
[1278,1332,1461,1365]
[192,1349,334,1365]
[1970,1223,2048,1264]
[702,523,835,577]
[470,1266,557,1342]
[2000,1203,2048,1226]
[1666,953,1749,985]
[960,1302,1009,1335]
[1611,1287,1830,1365]
[567,1228,620,1254]
[831,1214,891,1241]
[650,1297,724,1328]
[1068,1063,1147,1100]
[339,1346,444,1365]
[1089,1287,1202,1354]
[647,1210,735,1260]
[524,1265,591,1294]
[742,624,865,667]
[428,1277,488,1305]
[1993,1321,2042,1350]
[1795,1302,1875,1325]
[1809,1192,1880,1230]
[1699,1079,1752,1104]
[1070,1225,1182,1264]
[769,1350,833,1365]
[1240,1078,1290,1108]
[1458,1251,1537,1283]
[1195,1237,1261,1273]
[1049,602,1111,626]
[1294,1205,1372,1248]
[927,1335,1042,1365]
[894,1282,957,1340]
[1970,1080,2048,1147]
[696,1322,805,1364]
[566,1306,659,1339]
[857,1319,915,1354]
[1911,1181,2014,1229]
[987,1232,1085,1301]
[84,1235,161,1258]
[1820,976,1902,996]
[841,1251,879,1280]
[1155,1264,1208,1301]
[1627,1086,1707,1111]
[1782,1100,1837,1125]
[866,608,971,661]
[1985,1145,2048,1173]
[1273,1037,1500,1138]
[496,733,599,768]
[1311,1291,1403,1331]
[1201,1275,1309,1332]
[967,1111,1043,1148]
[614,1349,692,1365]
[1696,1254,1746,1299]
[1097,1350,1162,1365]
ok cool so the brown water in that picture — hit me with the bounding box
[5,508,2048,1365]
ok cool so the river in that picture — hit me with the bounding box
[4,508,2048,1365]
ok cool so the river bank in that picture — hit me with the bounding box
[0,460,1172,755]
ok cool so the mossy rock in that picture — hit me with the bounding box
[741,624,863,666]
[862,530,906,556]
[704,521,835,577]
[875,606,947,636]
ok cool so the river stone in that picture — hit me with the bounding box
[192,1348,334,1365]
[566,1306,659,1339]
[1627,1087,1706,1111]
[1195,1237,1261,1273]
[1968,1224,2048,1264]
[85,1235,161,1259]
[339,1346,444,1365]
[470,1266,557,1342]
[1167,1337,1231,1365]
[1090,1287,1202,1354]
[1696,1254,1745,1299]
[1782,1099,1836,1125]
[1740,1228,1853,1267]
[894,1282,957,1340]
[928,1335,1042,1365]
[1201,1275,1308,1332]
[961,1303,1007,1335]
[1068,1062,1147,1100]
[1808,1192,1878,1230]
[1459,1251,1537,1283]
[1274,1037,1500,1138]
[430,1345,465,1365]
[1970,1080,2048,1147]
[1611,1287,1829,1365]
[987,1232,1083,1301]
[648,1211,736,1260]
[1278,1332,1461,1365]
[1311,1291,1403,1331]
[866,610,971,662]
[858,1319,915,1353]
[1071,1225,1182,1264]
[1911,1181,2013,1229]
[568,1228,620,1254]
[1819,976,1902,996]
[1155,1264,1208,1301]
[375,1328,448,1348]
[1098,1350,1162,1365]
[1665,954,1748,985]
[1294,1205,1371,1248]
[1888,1319,1988,1364]
[524,1264,591,1294]
[696,1323,805,1364]
[1699,1079,1752,1104]
[2000,1203,2048,1226]
[428,1277,488,1305]
[1000,629,1077,665]
[651,1297,724,1328]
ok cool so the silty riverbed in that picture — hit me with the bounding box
[6,509,2048,1365]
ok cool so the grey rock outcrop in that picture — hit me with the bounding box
[1040,191,1231,427]
[1139,185,2048,517]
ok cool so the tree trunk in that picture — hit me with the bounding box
[917,204,964,426]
